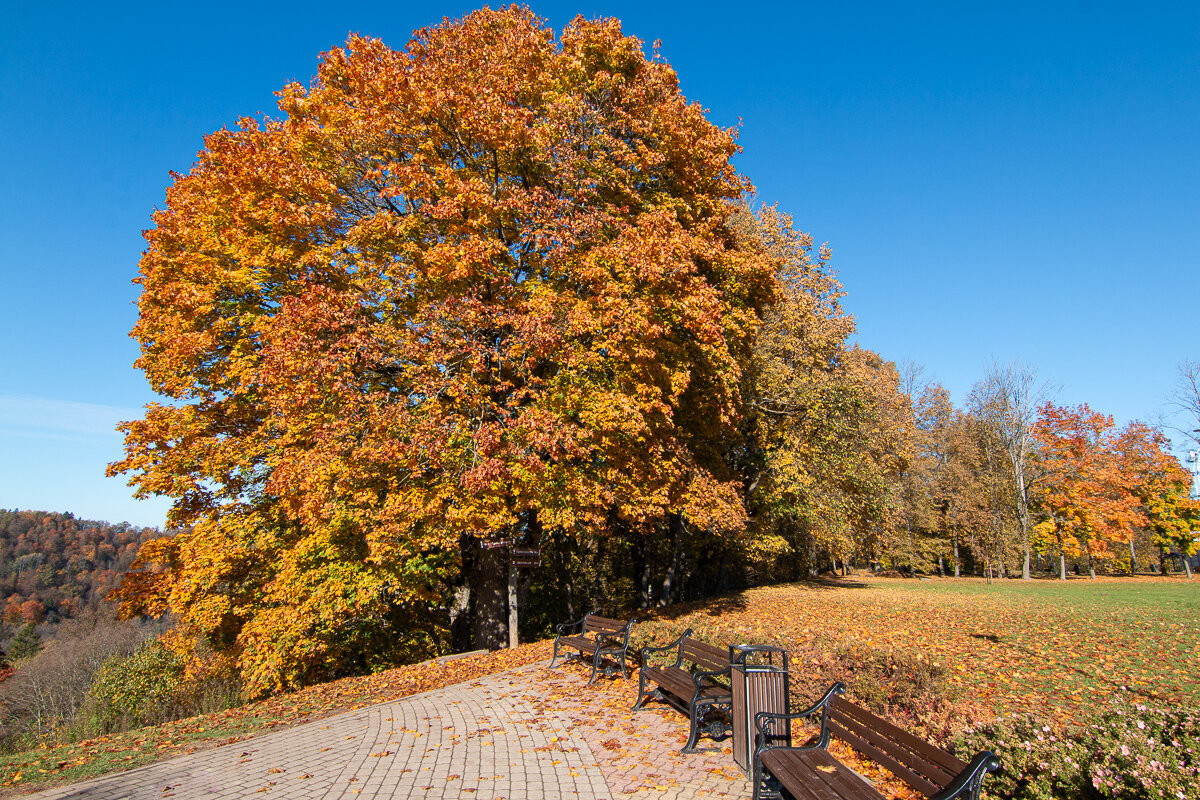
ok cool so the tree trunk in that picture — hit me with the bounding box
[806,530,818,579]
[659,514,683,607]
[1088,553,1096,579]
[507,561,519,649]
[472,539,508,650]
[1129,538,1137,575]
[1185,558,1194,579]
[635,530,651,610]
[953,527,961,577]
[449,585,472,652]
[1015,458,1032,580]
[1059,551,1067,581]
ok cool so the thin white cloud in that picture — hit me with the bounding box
[0,394,141,441]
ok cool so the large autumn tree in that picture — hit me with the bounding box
[740,206,911,576]
[969,361,1052,579]
[111,8,774,696]
[1031,403,1138,579]
[1116,421,1199,577]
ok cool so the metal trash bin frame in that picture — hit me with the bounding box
[729,644,790,777]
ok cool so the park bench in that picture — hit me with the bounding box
[752,681,1000,800]
[549,613,635,684]
[633,628,733,753]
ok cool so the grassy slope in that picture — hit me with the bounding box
[4,575,1197,796]
[0,642,552,796]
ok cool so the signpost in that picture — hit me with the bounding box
[511,547,542,568]
[505,545,542,648]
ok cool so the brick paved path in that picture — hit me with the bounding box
[26,660,750,800]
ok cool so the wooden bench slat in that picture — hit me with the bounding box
[827,718,942,798]
[804,751,882,800]
[754,685,999,800]
[762,749,883,800]
[558,635,593,645]
[761,752,823,800]
[762,751,831,800]
[680,640,728,672]
[832,697,968,777]
[645,667,730,699]
[643,667,690,691]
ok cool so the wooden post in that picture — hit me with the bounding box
[508,560,519,649]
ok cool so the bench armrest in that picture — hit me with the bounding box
[928,751,1001,800]
[638,627,693,667]
[692,665,732,694]
[595,634,630,651]
[599,618,634,645]
[555,616,588,636]
[753,681,847,752]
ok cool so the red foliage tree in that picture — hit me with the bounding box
[19,599,45,625]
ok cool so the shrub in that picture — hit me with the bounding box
[0,612,150,746]
[1085,702,1200,799]
[83,639,186,731]
[956,714,1088,800]
[956,700,1200,800]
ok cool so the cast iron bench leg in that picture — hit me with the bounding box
[632,671,649,710]
[682,700,702,753]
[589,649,601,684]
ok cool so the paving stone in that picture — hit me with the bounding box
[23,659,753,800]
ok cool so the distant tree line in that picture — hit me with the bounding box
[877,365,1197,582]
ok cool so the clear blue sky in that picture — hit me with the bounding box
[2,2,1197,528]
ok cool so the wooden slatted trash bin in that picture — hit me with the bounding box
[730,644,790,777]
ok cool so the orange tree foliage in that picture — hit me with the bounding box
[110,8,775,696]
[1032,403,1145,578]
[1116,421,1200,570]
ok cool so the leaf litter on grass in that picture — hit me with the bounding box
[634,576,1200,729]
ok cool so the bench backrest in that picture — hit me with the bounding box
[679,637,728,672]
[583,614,630,636]
[827,697,968,799]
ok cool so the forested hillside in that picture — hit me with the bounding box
[0,510,168,626]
